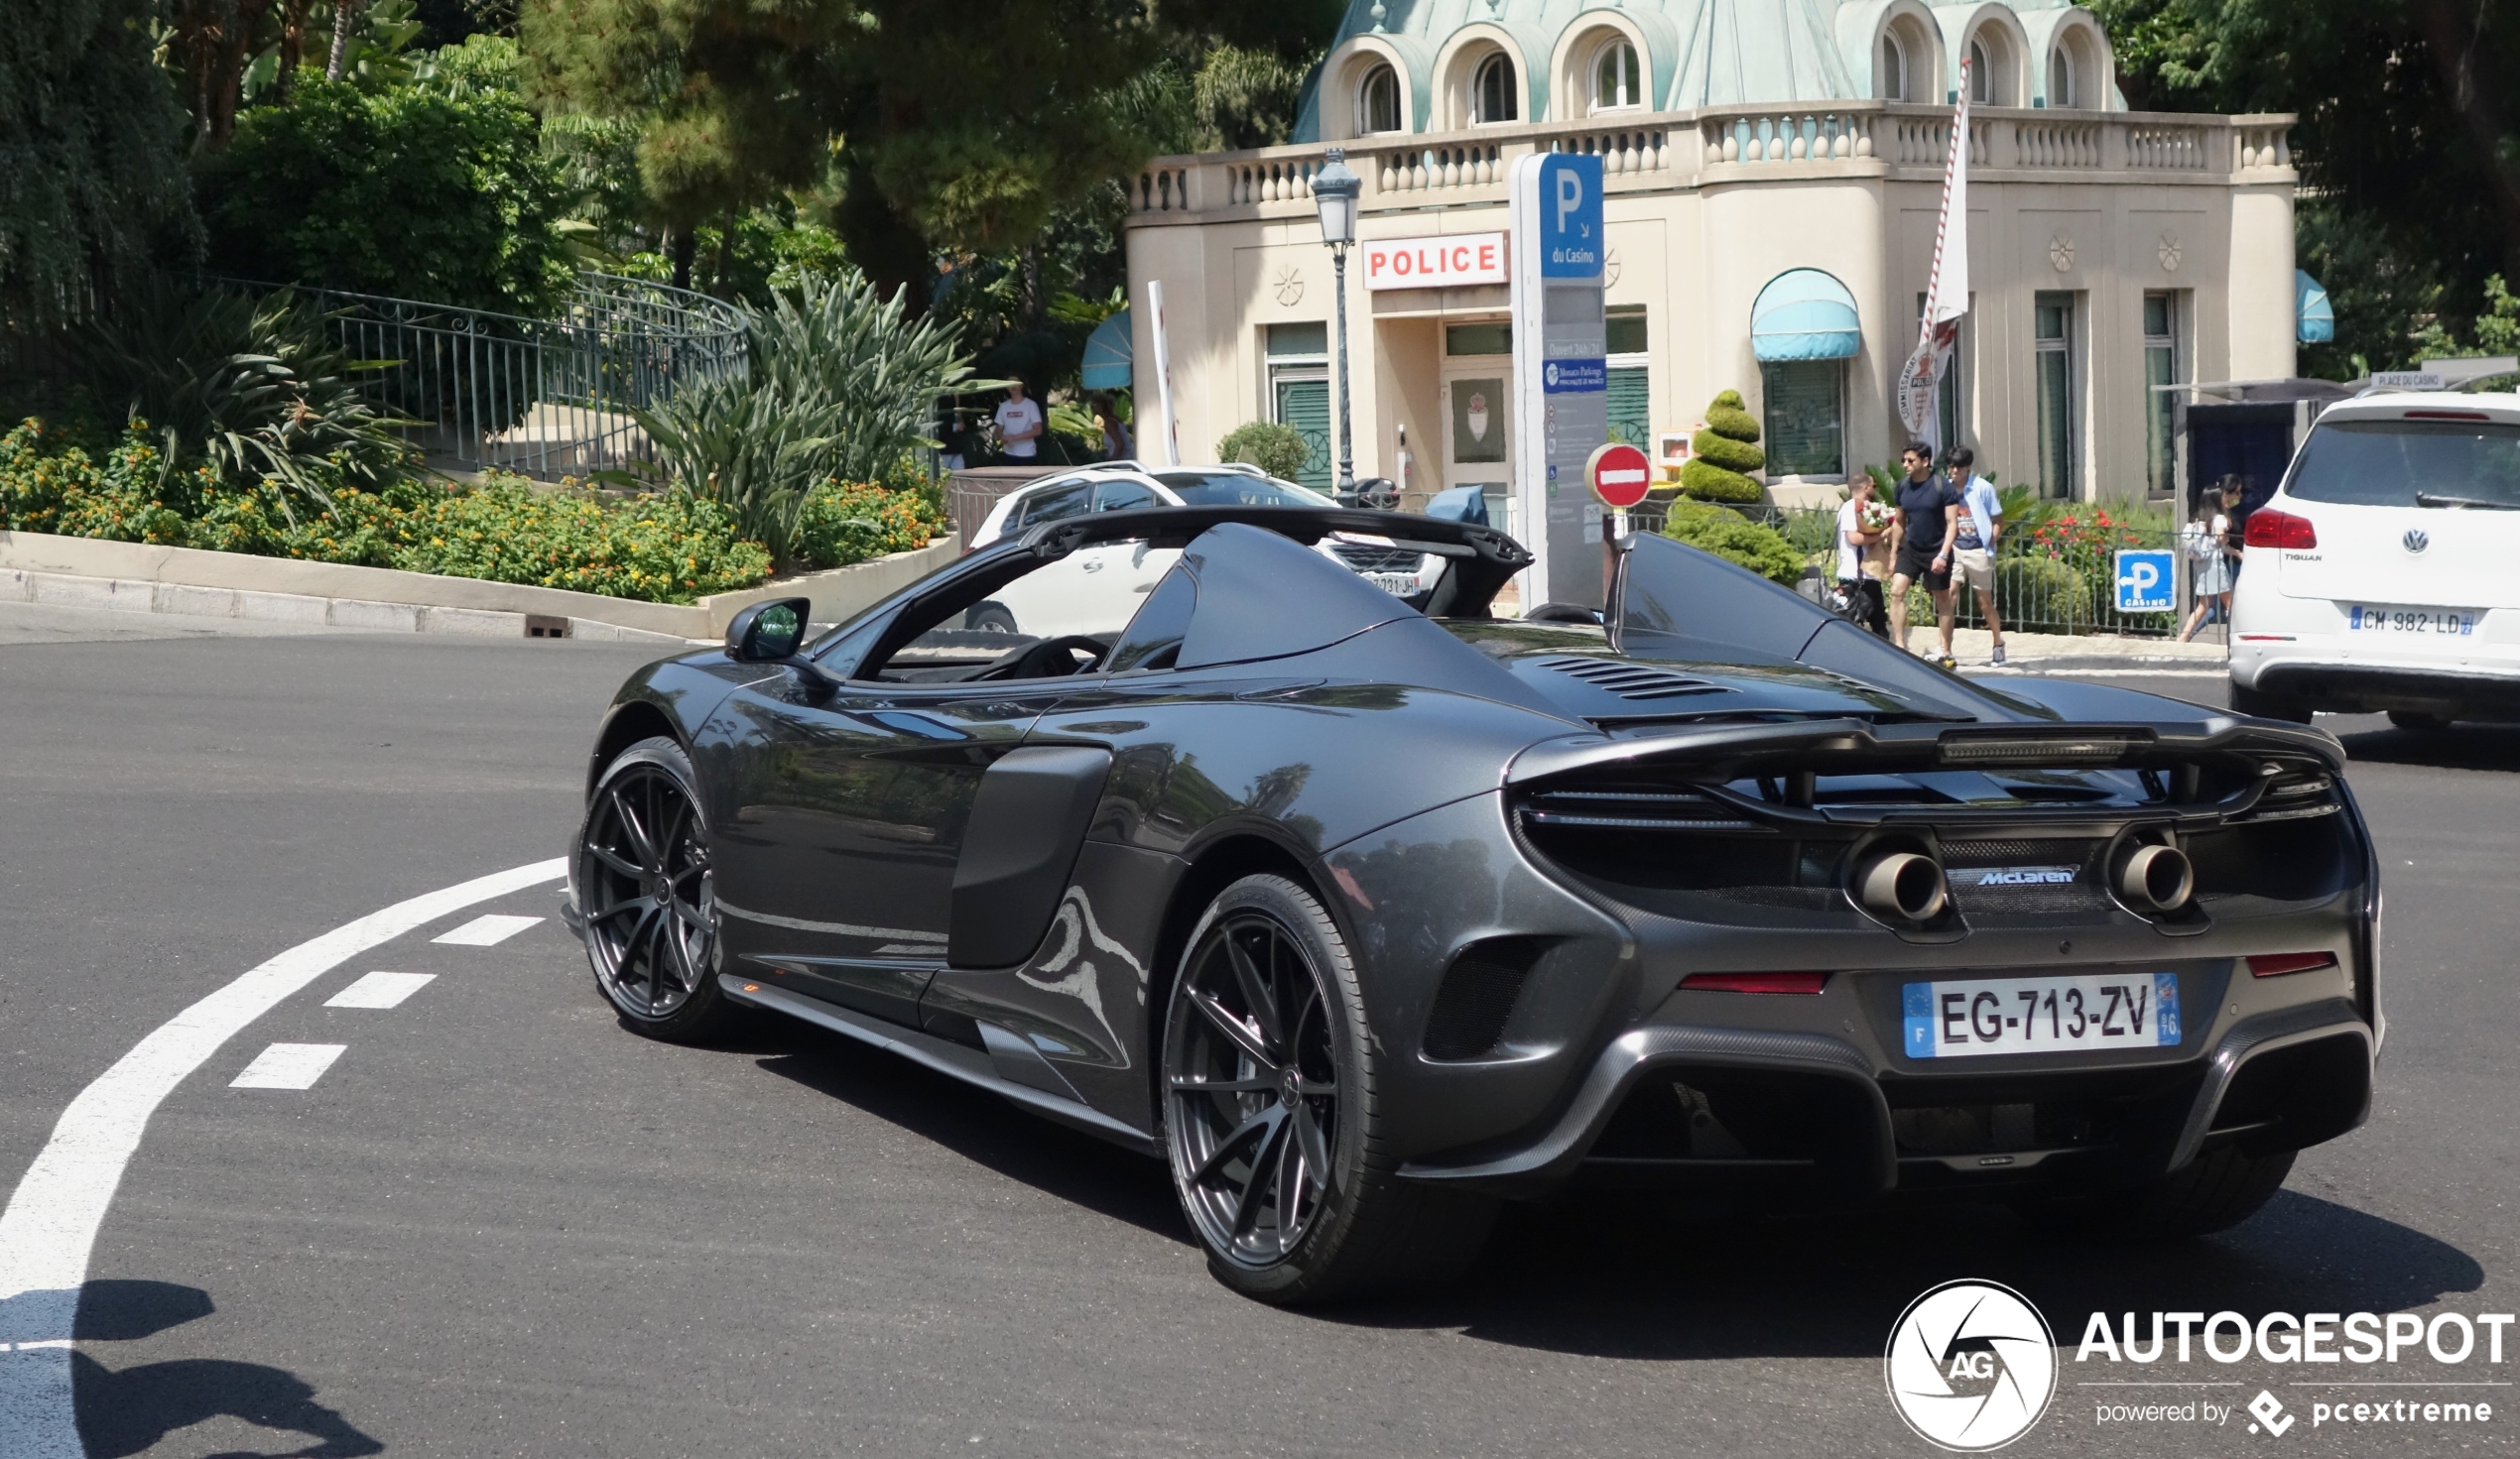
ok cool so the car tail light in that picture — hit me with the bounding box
[2247,952,2338,978]
[2244,509,2317,549]
[2404,410,2491,422]
[1680,971,1829,995]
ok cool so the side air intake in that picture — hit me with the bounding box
[1422,937,1551,1060]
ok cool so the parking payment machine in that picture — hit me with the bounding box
[1510,153,1607,609]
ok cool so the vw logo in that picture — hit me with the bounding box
[2405,529,2431,553]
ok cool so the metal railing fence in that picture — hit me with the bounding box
[275,273,746,479]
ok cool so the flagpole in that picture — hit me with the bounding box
[1898,58,1971,455]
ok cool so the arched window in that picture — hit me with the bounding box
[1473,53,1518,123]
[2047,50,2073,108]
[1592,39,1641,111]
[1359,62,1402,133]
[1878,35,1907,101]
[1969,38,1993,103]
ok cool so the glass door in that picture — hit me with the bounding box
[1441,320,1514,538]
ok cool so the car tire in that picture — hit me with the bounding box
[1161,873,1497,1304]
[964,601,1018,634]
[2229,680,2313,723]
[2388,710,2451,731]
[2023,1146,2295,1240]
[574,735,741,1042]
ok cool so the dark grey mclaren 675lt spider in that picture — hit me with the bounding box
[564,504,2380,1303]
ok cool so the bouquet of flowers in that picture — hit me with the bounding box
[1856,497,1896,533]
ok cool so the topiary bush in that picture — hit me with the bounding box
[1679,389,1765,503]
[1661,499,1802,585]
[1216,421,1309,481]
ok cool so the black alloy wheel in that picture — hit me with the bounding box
[1167,901,1342,1267]
[1161,875,1496,1303]
[577,736,735,1039]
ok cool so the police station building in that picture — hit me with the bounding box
[1122,0,2323,520]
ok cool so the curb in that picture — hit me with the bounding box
[3,567,690,642]
[0,531,962,642]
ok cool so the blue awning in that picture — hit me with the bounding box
[1750,269,1861,361]
[2297,270,2334,344]
[1081,308,1131,389]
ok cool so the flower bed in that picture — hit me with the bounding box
[0,419,947,605]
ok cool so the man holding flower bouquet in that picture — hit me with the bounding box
[1833,469,1895,637]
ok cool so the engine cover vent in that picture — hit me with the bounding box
[1534,656,1732,702]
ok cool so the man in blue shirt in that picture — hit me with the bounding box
[1888,441,1961,667]
[1944,446,2005,666]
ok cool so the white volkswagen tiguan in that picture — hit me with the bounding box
[2228,392,2520,726]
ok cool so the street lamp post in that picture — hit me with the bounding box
[1313,148,1362,504]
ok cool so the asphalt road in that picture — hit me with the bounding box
[1,605,2512,1458]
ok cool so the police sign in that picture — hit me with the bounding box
[2115,549,2176,613]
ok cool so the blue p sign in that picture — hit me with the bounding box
[2114,549,2176,613]
[1538,154,1602,278]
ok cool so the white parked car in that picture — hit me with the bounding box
[962,462,1446,638]
[2228,392,2520,727]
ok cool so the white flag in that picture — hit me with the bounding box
[1898,62,1971,448]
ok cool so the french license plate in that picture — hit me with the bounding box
[2346,604,2476,636]
[1366,573,1419,595]
[1902,973,2181,1059]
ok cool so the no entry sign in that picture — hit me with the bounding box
[1586,441,1653,510]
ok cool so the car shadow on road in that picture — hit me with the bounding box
[0,1280,382,1458]
[2337,722,2520,772]
[740,1021,1193,1247]
[1327,1187,2482,1361]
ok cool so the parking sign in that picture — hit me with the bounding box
[2114,549,2176,613]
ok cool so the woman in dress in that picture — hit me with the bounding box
[2177,492,2234,643]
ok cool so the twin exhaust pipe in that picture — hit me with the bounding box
[1852,841,2195,924]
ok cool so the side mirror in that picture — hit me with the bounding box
[726,597,811,662]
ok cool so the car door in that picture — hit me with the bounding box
[704,664,1064,1027]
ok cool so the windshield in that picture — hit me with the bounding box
[1154,470,1329,507]
[2287,419,2520,508]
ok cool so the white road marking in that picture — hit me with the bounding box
[324,971,437,1009]
[228,1043,348,1090]
[0,857,565,1459]
[432,912,544,945]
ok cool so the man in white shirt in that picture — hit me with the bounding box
[993,382,1045,461]
[1832,470,1889,637]
[1944,446,2005,666]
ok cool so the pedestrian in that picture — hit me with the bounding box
[1833,468,1893,638]
[1091,394,1133,462]
[993,381,1045,463]
[2178,490,2234,642]
[1887,440,1961,666]
[939,405,968,473]
[1944,446,2006,666]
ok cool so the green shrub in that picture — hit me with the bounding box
[1661,499,1802,585]
[634,269,978,567]
[387,479,772,600]
[0,419,773,603]
[71,276,419,512]
[791,460,953,569]
[1995,552,2093,630]
[197,77,575,318]
[1682,388,1764,503]
[1216,421,1309,481]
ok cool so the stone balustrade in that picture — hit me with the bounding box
[1128,105,2295,221]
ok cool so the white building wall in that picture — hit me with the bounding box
[1126,106,2299,508]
